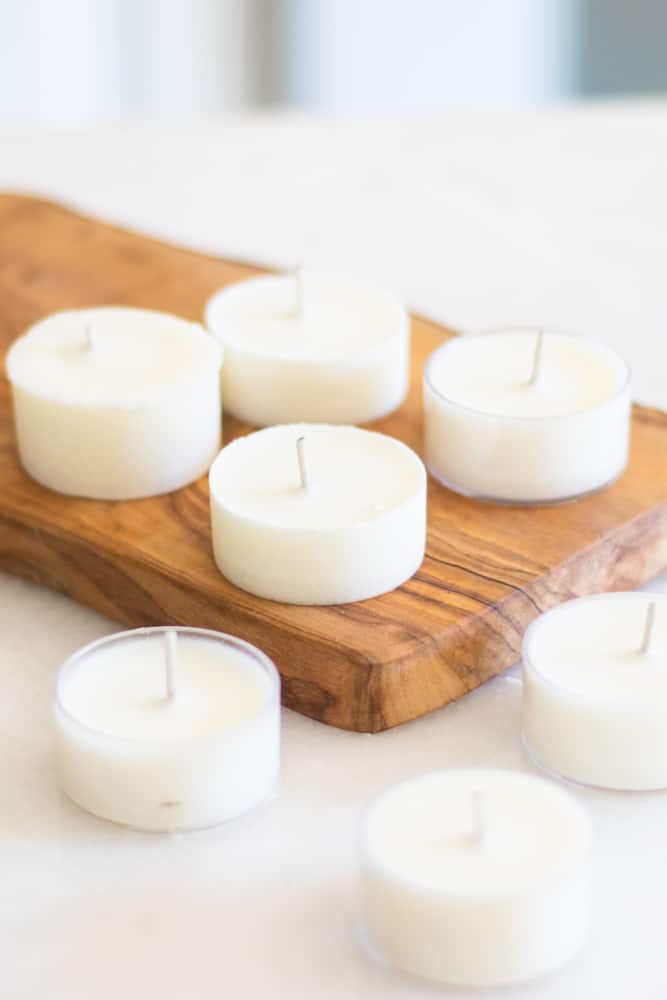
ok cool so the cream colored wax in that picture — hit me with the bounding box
[205,272,409,425]
[55,628,280,831]
[423,329,630,503]
[209,424,426,605]
[361,769,592,987]
[7,307,222,499]
[523,593,667,789]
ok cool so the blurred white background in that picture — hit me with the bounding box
[1,0,666,126]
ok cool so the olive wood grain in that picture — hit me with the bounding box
[2,194,667,731]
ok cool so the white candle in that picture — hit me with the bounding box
[360,769,591,988]
[423,329,630,503]
[6,307,223,499]
[54,627,280,831]
[204,272,409,426]
[209,424,426,605]
[523,593,667,789]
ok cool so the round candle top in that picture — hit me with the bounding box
[362,769,590,895]
[209,424,424,531]
[6,307,222,406]
[58,630,275,742]
[204,272,406,361]
[524,594,667,702]
[425,330,628,418]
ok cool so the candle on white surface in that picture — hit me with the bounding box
[360,769,592,988]
[209,424,426,605]
[6,307,223,500]
[204,272,409,426]
[54,627,280,831]
[523,593,667,790]
[423,329,631,504]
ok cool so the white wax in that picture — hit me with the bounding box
[54,627,280,831]
[204,273,409,425]
[423,330,631,503]
[6,307,222,499]
[209,424,426,605]
[361,769,591,988]
[523,593,667,789]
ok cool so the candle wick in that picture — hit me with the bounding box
[83,320,94,350]
[527,329,544,386]
[164,629,178,701]
[470,789,487,851]
[640,601,657,655]
[296,436,308,491]
[292,268,304,319]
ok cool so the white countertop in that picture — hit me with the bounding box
[3,102,667,999]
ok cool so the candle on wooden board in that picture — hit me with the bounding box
[6,307,223,500]
[423,328,631,503]
[523,593,667,789]
[208,424,426,605]
[54,627,280,831]
[360,769,592,988]
[204,271,409,426]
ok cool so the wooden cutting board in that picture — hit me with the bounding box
[2,194,667,732]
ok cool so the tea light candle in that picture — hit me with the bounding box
[209,424,426,605]
[6,307,223,499]
[423,328,631,503]
[360,769,592,988]
[54,627,280,831]
[523,593,667,789]
[204,272,409,425]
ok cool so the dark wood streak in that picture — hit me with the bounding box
[2,194,667,732]
[424,554,525,594]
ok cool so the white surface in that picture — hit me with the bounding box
[55,628,279,831]
[7,307,222,499]
[523,594,667,790]
[361,770,591,986]
[205,272,409,425]
[2,103,667,998]
[209,424,426,604]
[423,330,631,501]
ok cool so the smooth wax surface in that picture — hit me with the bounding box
[523,594,667,789]
[205,273,409,425]
[7,307,222,499]
[361,769,592,987]
[55,628,280,831]
[60,635,271,740]
[428,330,625,417]
[424,330,630,503]
[209,424,426,604]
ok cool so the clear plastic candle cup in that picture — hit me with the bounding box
[360,768,592,988]
[523,593,667,790]
[423,328,631,504]
[54,627,280,831]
